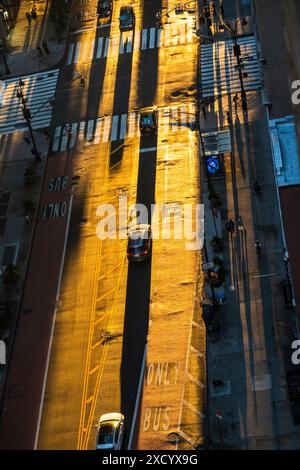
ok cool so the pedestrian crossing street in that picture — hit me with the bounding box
[52,103,197,152]
[0,70,59,135]
[200,35,261,98]
[66,20,196,65]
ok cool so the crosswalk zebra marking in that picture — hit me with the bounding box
[200,36,261,97]
[0,70,59,135]
[66,23,196,66]
[51,105,198,152]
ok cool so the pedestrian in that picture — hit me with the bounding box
[238,216,244,231]
[25,11,31,25]
[255,239,261,254]
[36,45,43,57]
[31,7,37,22]
[225,218,235,234]
[233,93,238,104]
[25,213,32,224]
[43,128,50,141]
[42,40,50,55]
[226,110,232,124]
[253,180,261,196]
[23,136,31,145]
[80,75,85,87]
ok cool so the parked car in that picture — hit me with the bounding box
[119,6,135,31]
[127,224,152,261]
[139,110,157,135]
[96,413,124,450]
[97,0,112,18]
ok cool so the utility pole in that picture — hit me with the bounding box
[17,79,41,163]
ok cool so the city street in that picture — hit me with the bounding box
[0,0,300,454]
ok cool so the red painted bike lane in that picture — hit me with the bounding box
[0,151,73,449]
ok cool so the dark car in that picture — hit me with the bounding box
[139,110,157,135]
[127,224,152,262]
[97,0,112,18]
[119,6,135,31]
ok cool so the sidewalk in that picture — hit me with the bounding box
[201,87,300,448]
[0,0,68,78]
[0,130,49,400]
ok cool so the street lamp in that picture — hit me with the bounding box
[17,79,41,163]
[0,39,10,75]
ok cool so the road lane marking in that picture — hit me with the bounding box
[110,115,119,141]
[140,147,157,153]
[34,194,74,449]
[96,37,103,58]
[120,114,127,140]
[74,42,81,63]
[141,29,148,50]
[67,43,75,65]
[103,37,110,57]
[149,27,155,49]
[128,340,148,450]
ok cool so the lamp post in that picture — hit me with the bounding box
[0,38,10,75]
[17,79,41,163]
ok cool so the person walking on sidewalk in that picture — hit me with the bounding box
[225,219,235,235]
[238,216,244,231]
[25,12,32,26]
[253,180,261,196]
[31,8,38,22]
[36,45,43,57]
[42,40,50,55]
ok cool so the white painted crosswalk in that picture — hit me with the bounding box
[66,22,196,65]
[52,104,197,152]
[0,70,59,135]
[200,36,261,98]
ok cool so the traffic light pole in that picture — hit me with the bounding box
[17,81,41,162]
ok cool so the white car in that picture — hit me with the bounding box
[96,413,125,450]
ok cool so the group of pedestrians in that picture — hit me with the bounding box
[36,41,50,58]
[225,181,262,252]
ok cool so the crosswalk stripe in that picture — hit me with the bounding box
[96,37,103,58]
[103,37,110,57]
[86,119,94,141]
[120,114,127,140]
[149,28,155,49]
[74,42,81,63]
[51,104,199,151]
[78,120,86,142]
[102,116,112,142]
[141,29,148,50]
[126,31,133,53]
[156,28,162,48]
[110,115,119,141]
[133,30,141,51]
[67,43,75,65]
[119,34,125,54]
[52,126,61,152]
[94,117,103,144]
[70,122,78,148]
